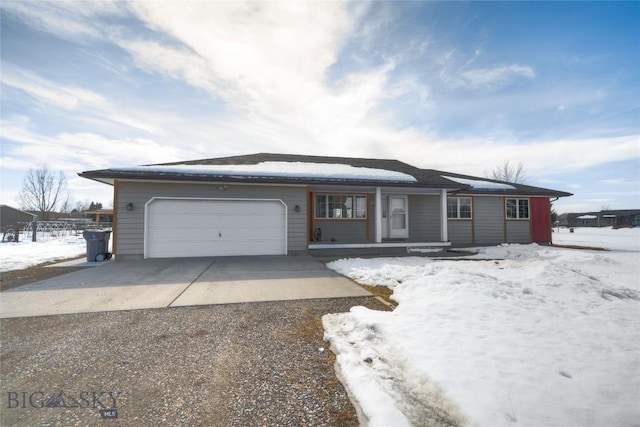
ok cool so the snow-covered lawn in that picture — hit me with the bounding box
[552,225,640,251]
[323,227,640,427]
[0,234,87,272]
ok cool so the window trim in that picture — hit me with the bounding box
[314,194,367,220]
[505,198,530,220]
[447,196,473,220]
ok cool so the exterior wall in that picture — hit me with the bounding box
[407,195,441,242]
[310,193,442,244]
[530,197,551,244]
[312,220,369,243]
[0,206,35,230]
[564,211,640,228]
[115,181,555,257]
[506,221,531,243]
[310,192,373,243]
[567,215,600,227]
[115,181,308,258]
[473,196,506,245]
[448,221,473,245]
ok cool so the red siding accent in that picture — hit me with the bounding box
[530,197,551,244]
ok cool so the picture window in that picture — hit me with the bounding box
[315,194,367,219]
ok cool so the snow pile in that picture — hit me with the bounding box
[0,235,87,272]
[323,235,639,426]
[117,161,417,182]
[442,175,516,190]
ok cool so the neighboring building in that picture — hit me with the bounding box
[82,209,114,227]
[562,210,640,228]
[602,210,640,227]
[79,153,572,260]
[0,205,37,233]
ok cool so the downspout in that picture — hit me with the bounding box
[112,180,119,255]
[550,196,559,228]
[375,187,382,243]
[440,189,448,242]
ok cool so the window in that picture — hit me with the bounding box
[315,194,367,219]
[447,197,472,219]
[506,198,529,219]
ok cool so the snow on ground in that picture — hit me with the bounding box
[0,234,87,272]
[323,227,640,427]
[552,225,640,251]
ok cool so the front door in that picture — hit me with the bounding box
[389,195,409,238]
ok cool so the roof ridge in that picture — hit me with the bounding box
[154,152,419,171]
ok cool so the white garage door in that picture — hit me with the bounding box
[145,198,287,258]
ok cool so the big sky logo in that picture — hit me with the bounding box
[6,390,121,419]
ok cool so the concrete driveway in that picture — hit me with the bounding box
[0,255,370,318]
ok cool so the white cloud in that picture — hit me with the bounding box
[1,63,159,134]
[1,1,637,211]
[600,178,625,185]
[114,2,405,156]
[384,132,639,181]
[458,64,535,89]
[0,0,125,41]
[1,64,107,110]
[117,40,219,96]
[0,118,182,173]
[435,48,534,90]
[125,2,352,107]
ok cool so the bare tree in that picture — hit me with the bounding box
[73,199,91,213]
[485,161,528,183]
[17,165,70,220]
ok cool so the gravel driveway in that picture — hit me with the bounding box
[1,297,388,426]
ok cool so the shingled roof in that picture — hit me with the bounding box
[79,153,572,197]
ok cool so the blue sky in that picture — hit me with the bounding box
[1,1,638,214]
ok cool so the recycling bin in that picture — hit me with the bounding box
[82,230,112,262]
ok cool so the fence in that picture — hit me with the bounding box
[21,221,79,240]
[2,220,113,243]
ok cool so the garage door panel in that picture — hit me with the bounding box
[146,199,286,258]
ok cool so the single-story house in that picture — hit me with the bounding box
[601,210,640,228]
[79,153,572,260]
[561,210,640,228]
[0,205,37,233]
[563,212,602,227]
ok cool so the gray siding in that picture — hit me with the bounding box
[310,194,442,244]
[0,206,35,229]
[310,193,373,243]
[312,220,369,243]
[506,221,531,243]
[408,195,441,242]
[473,197,505,245]
[115,181,308,258]
[448,221,473,245]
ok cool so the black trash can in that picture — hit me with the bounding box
[82,230,112,262]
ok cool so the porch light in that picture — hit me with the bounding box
[126,203,134,211]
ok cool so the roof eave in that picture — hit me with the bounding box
[78,171,468,190]
[458,189,573,198]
